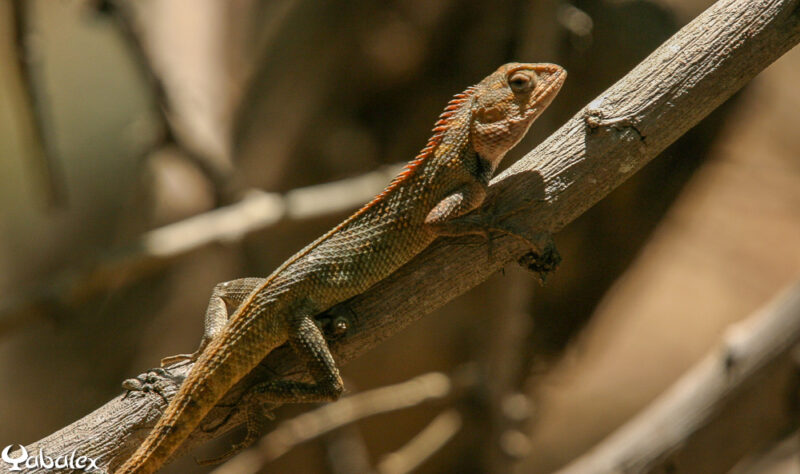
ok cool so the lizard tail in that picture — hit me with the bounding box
[116,308,284,474]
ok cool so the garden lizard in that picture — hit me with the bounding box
[117,62,566,473]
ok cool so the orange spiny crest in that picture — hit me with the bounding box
[340,85,476,222]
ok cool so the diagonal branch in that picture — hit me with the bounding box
[22,0,800,471]
[11,0,68,208]
[100,0,235,194]
[376,409,463,474]
[556,281,800,473]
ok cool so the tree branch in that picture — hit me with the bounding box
[23,0,800,470]
[556,281,800,473]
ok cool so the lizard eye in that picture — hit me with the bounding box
[508,71,537,93]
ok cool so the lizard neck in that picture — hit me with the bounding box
[342,86,477,214]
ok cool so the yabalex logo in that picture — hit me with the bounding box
[1,445,101,472]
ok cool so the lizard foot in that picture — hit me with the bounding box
[438,209,554,263]
[121,368,174,404]
[316,310,352,341]
[479,200,562,270]
[517,238,561,284]
[196,395,275,466]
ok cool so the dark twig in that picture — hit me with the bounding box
[95,0,235,200]
[11,0,68,208]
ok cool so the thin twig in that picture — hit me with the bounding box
[730,431,800,474]
[376,409,463,474]
[321,420,374,474]
[211,371,455,474]
[482,276,537,472]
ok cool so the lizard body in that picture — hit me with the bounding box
[117,62,565,473]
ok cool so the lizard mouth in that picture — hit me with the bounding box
[513,64,566,120]
[507,63,566,103]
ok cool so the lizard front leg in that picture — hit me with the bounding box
[160,277,268,367]
[424,180,488,231]
[424,181,520,249]
[426,182,559,275]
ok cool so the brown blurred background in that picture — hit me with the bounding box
[0,0,798,472]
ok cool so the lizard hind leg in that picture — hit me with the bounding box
[160,278,268,367]
[248,309,344,403]
[197,306,344,464]
[196,399,274,466]
[124,278,270,402]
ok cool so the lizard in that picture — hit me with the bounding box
[117,62,566,474]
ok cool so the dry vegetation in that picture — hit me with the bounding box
[0,0,798,473]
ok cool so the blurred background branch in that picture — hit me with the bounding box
[0,163,402,338]
[376,409,463,474]
[213,369,468,474]
[10,0,67,209]
[558,280,800,474]
[96,0,239,201]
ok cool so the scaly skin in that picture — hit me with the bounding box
[117,62,565,473]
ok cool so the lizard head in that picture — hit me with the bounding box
[388,63,565,193]
[470,62,566,168]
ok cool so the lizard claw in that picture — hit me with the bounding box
[517,239,561,284]
[464,211,550,263]
[196,396,274,466]
[121,368,174,404]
